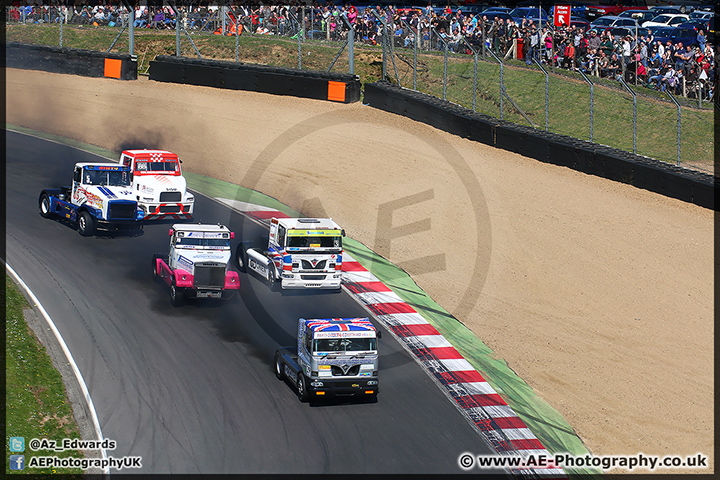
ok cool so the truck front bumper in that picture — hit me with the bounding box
[280,273,342,289]
[307,378,378,398]
[96,220,143,233]
[140,202,193,220]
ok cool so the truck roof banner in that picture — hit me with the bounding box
[287,229,342,236]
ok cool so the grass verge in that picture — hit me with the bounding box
[5,274,84,476]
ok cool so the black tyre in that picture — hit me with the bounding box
[297,374,309,402]
[274,353,284,380]
[170,282,184,307]
[39,194,53,218]
[236,245,247,272]
[77,211,96,236]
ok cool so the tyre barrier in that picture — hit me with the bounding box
[364,81,716,210]
[6,42,137,80]
[149,55,361,103]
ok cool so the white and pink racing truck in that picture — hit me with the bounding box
[153,223,240,306]
[120,149,194,220]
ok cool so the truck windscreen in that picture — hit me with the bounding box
[135,161,178,172]
[83,169,130,187]
[287,236,342,248]
[176,238,230,247]
[314,337,376,353]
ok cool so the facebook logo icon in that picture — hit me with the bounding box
[10,455,25,470]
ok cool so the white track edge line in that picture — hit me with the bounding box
[6,263,110,474]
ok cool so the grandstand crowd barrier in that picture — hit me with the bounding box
[364,81,715,210]
[148,55,361,103]
[6,42,137,80]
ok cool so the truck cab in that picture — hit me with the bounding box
[275,318,381,402]
[120,149,194,220]
[39,162,144,236]
[153,223,240,305]
[240,217,344,290]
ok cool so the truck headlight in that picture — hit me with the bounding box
[310,381,324,387]
[367,380,378,386]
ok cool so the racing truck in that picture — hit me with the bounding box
[152,223,240,306]
[38,162,144,236]
[119,149,194,220]
[274,318,381,402]
[237,217,344,290]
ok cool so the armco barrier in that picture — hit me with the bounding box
[6,42,137,80]
[149,56,361,103]
[363,81,716,210]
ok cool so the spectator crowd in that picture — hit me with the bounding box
[7,2,715,100]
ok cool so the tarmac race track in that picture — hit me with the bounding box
[6,131,506,474]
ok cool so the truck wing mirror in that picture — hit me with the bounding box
[376,330,382,339]
[169,229,174,236]
[341,229,346,237]
[230,232,235,239]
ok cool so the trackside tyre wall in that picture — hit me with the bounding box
[363,81,716,211]
[7,42,137,80]
[148,55,361,103]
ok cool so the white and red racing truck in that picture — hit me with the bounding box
[153,223,240,306]
[120,149,194,220]
[237,217,344,291]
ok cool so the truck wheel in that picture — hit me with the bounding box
[170,282,184,307]
[236,245,247,272]
[39,194,53,218]
[77,211,95,236]
[274,353,284,380]
[297,374,309,402]
[152,254,166,281]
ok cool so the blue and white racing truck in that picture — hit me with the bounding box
[274,317,381,403]
[39,162,144,236]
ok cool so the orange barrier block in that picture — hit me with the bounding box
[327,81,346,102]
[104,58,122,79]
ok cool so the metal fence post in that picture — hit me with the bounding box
[128,4,134,56]
[346,14,354,75]
[401,19,417,90]
[176,7,181,56]
[577,68,595,142]
[462,37,479,111]
[664,91,682,166]
[619,79,637,154]
[533,58,549,131]
[431,27,449,101]
[487,49,504,120]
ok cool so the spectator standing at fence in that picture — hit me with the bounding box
[696,30,706,52]
[563,40,576,69]
[621,36,632,67]
[600,31,614,57]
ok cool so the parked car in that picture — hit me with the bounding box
[650,1,700,14]
[688,10,713,21]
[591,15,639,29]
[510,6,549,24]
[642,13,690,28]
[652,25,701,47]
[618,9,658,23]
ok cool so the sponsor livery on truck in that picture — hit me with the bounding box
[120,149,194,220]
[237,217,344,290]
[39,162,144,236]
[152,223,240,306]
[274,318,381,402]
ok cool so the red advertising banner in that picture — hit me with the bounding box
[554,5,571,27]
